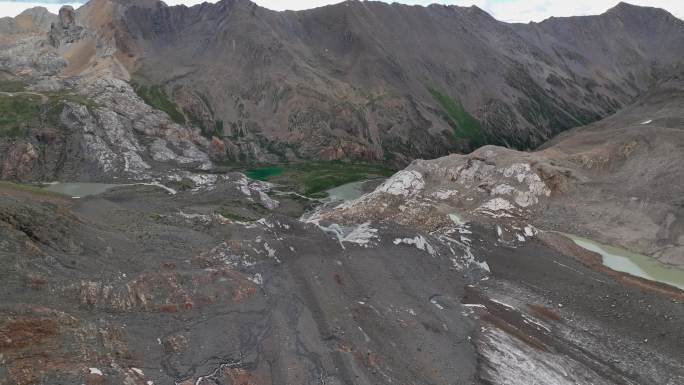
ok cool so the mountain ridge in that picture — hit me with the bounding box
[98,0,681,164]
[1,1,683,172]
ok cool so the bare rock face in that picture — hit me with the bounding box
[49,6,85,48]
[0,23,66,76]
[0,7,56,35]
[58,5,76,27]
[1,143,39,180]
[0,4,215,182]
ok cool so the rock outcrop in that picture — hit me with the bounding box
[321,72,684,267]
[0,6,213,183]
[48,6,85,48]
[0,7,56,35]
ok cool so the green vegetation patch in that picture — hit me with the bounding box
[53,92,99,109]
[0,94,43,138]
[428,87,486,148]
[246,167,284,181]
[45,91,100,126]
[0,80,26,93]
[213,120,224,137]
[131,83,186,125]
[0,89,100,138]
[190,115,224,139]
[0,181,67,197]
[248,161,394,196]
[216,207,252,222]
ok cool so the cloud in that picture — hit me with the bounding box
[1,0,682,22]
[467,0,684,22]
[0,2,81,17]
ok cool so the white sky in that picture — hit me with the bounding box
[1,0,682,22]
[0,2,80,17]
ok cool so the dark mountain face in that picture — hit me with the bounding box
[114,0,684,165]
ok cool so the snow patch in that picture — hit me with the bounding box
[312,222,379,249]
[376,170,425,196]
[438,233,489,272]
[339,222,379,247]
[430,298,445,310]
[137,181,177,195]
[490,298,516,310]
[491,184,516,195]
[502,163,531,183]
[393,235,436,255]
[237,176,252,196]
[480,198,515,212]
[449,213,466,225]
[432,189,458,200]
[248,273,264,285]
[258,191,280,210]
[263,242,276,258]
[130,368,144,376]
[478,327,599,385]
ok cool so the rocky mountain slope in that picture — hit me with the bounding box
[4,0,684,169]
[120,0,684,164]
[320,70,684,267]
[1,168,682,385]
[0,6,214,183]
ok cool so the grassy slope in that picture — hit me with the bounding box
[131,81,226,138]
[131,83,186,125]
[428,87,486,148]
[0,80,26,92]
[0,94,43,138]
[0,88,100,138]
[0,181,67,198]
[1,79,34,137]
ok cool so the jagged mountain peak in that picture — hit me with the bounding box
[0,6,57,34]
[609,1,668,13]
[605,1,682,21]
[17,6,54,18]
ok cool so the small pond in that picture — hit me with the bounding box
[564,233,684,291]
[325,180,369,202]
[44,183,121,198]
[246,167,283,181]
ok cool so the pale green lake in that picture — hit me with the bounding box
[44,183,120,198]
[564,233,684,291]
[325,180,373,202]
